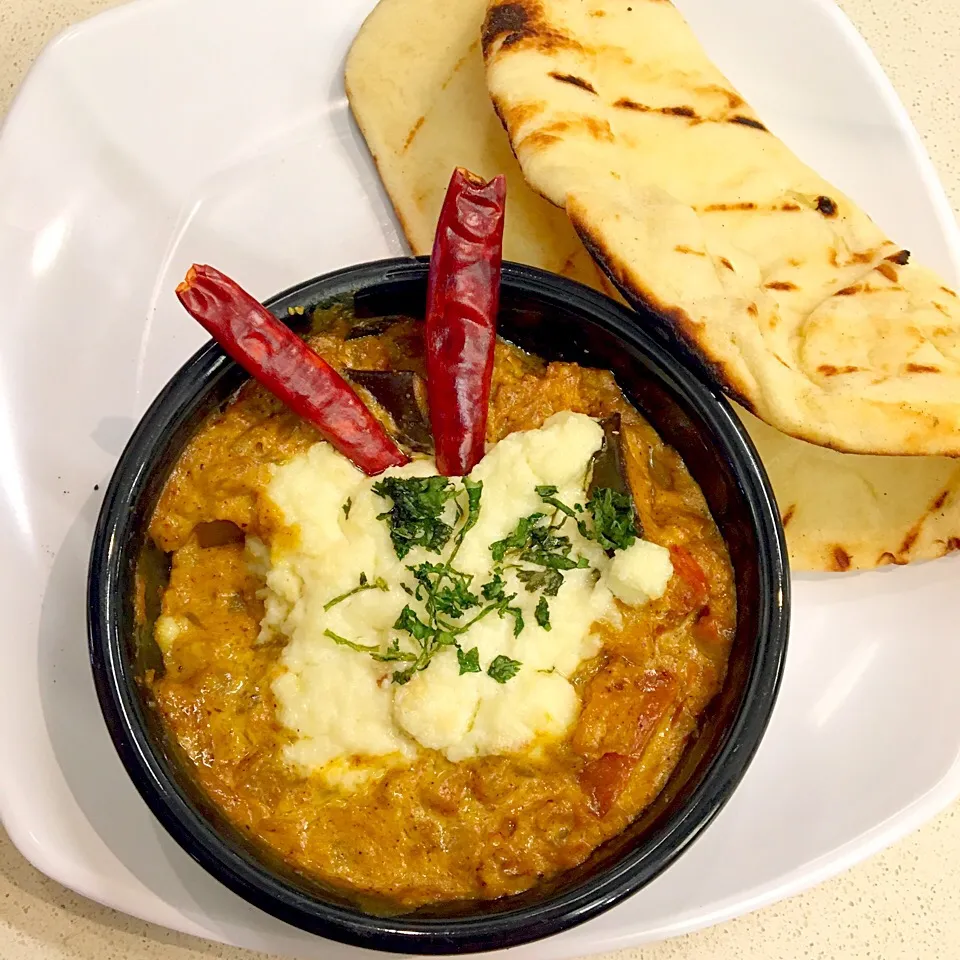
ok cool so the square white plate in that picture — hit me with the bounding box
[2,0,959,957]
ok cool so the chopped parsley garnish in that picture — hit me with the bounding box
[372,475,458,558]
[581,487,638,552]
[408,562,479,619]
[489,494,589,624]
[394,604,434,643]
[535,484,576,518]
[322,572,388,611]
[516,567,564,596]
[481,571,507,601]
[364,478,524,684]
[535,595,551,630]
[489,483,637,624]
[457,646,481,674]
[501,602,525,638]
[342,497,352,519]
[324,629,416,663]
[329,471,638,683]
[487,654,522,683]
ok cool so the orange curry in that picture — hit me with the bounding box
[144,313,736,909]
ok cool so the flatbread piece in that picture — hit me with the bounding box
[482,0,960,457]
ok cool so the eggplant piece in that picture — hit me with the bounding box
[588,413,643,539]
[194,519,246,548]
[343,316,406,341]
[347,369,434,454]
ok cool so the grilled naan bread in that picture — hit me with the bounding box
[482,0,960,457]
[346,0,960,571]
[345,0,609,289]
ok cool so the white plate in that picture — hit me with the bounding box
[1,0,959,957]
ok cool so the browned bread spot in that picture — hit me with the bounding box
[728,115,767,131]
[818,365,862,376]
[877,262,899,282]
[899,527,920,554]
[402,116,425,151]
[931,489,950,512]
[549,71,597,93]
[832,546,852,571]
[816,195,838,217]
[482,0,584,57]
[703,201,756,212]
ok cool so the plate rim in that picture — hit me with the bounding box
[1,0,959,953]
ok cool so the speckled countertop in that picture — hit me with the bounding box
[1,1,959,958]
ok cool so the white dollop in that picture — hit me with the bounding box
[261,411,672,787]
[606,539,675,606]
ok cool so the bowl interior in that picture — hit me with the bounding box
[89,258,788,953]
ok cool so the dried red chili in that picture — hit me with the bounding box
[425,167,507,476]
[176,265,409,476]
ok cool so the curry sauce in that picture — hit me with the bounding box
[145,317,736,908]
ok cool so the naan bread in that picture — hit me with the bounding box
[345,0,609,289]
[739,407,960,571]
[345,0,960,571]
[482,0,960,457]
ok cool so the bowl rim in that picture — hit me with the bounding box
[88,257,789,954]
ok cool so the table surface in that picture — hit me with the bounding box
[2,1,959,958]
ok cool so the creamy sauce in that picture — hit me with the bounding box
[145,317,736,909]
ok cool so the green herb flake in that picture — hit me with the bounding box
[490,513,546,563]
[487,654,522,683]
[536,484,577,518]
[323,574,388,611]
[324,630,415,663]
[433,578,480,618]
[394,604,432,642]
[517,567,564,597]
[481,571,507,601]
[342,497,352,519]
[460,478,484,537]
[489,495,593,604]
[499,604,525,637]
[457,646,481,674]
[535,595,551,630]
[585,487,638,552]
[372,475,458,558]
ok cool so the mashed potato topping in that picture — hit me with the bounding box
[260,412,673,787]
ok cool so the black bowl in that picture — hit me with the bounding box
[88,258,789,954]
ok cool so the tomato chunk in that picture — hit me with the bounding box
[669,544,709,608]
[692,606,723,648]
[573,660,677,760]
[579,753,636,817]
